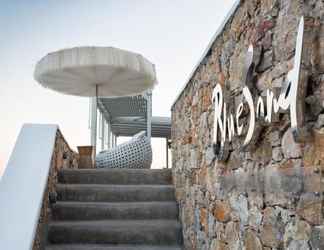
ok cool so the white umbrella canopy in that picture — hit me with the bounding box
[34,46,157,97]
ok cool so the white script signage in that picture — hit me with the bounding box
[212,17,304,159]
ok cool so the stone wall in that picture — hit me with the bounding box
[32,130,78,250]
[171,0,324,249]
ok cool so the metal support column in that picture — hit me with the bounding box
[90,85,98,158]
[107,122,111,149]
[166,138,169,169]
[146,91,152,142]
[101,114,105,151]
[112,134,115,147]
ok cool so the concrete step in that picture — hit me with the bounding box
[56,184,175,202]
[52,201,178,221]
[46,244,182,250]
[48,220,182,245]
[58,169,173,185]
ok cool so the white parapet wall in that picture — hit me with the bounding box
[0,124,58,250]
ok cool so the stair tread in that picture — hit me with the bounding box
[57,183,173,188]
[56,184,175,194]
[56,184,175,202]
[50,219,181,227]
[52,201,178,220]
[60,169,172,173]
[48,220,182,244]
[53,201,178,206]
[57,183,174,189]
[46,244,182,250]
[58,169,173,185]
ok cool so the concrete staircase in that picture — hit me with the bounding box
[46,168,183,250]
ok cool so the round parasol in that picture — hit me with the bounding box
[34,46,157,97]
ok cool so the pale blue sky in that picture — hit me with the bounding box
[0,0,235,174]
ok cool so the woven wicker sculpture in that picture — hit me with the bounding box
[96,131,152,169]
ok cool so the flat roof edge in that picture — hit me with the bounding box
[171,0,241,110]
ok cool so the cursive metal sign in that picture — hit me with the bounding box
[212,17,305,160]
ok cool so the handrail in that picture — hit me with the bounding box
[0,124,58,250]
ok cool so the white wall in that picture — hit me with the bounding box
[0,124,58,250]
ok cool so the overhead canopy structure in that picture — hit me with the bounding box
[34,46,157,97]
[98,95,171,139]
[97,93,171,167]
